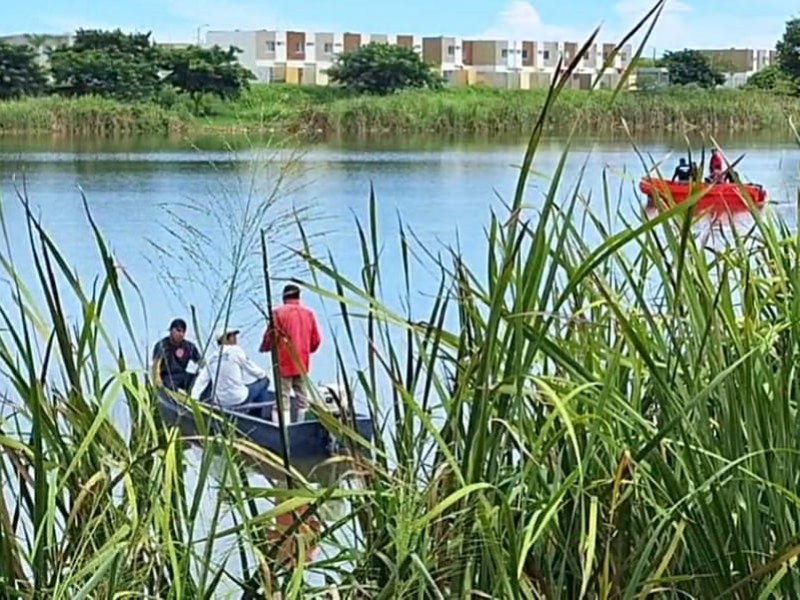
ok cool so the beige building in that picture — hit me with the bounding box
[696,48,777,87]
[204,29,635,90]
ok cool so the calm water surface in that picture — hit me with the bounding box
[0,133,798,385]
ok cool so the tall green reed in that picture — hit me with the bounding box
[0,177,336,597]
[253,2,800,597]
[0,96,190,136]
[146,133,328,352]
[7,0,800,597]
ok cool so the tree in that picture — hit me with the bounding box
[658,49,726,88]
[160,44,255,114]
[0,42,47,99]
[49,29,162,101]
[327,42,443,95]
[776,18,800,82]
[746,64,797,94]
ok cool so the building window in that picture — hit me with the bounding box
[501,49,508,58]
[266,41,276,51]
[324,42,333,53]
[447,45,455,55]
[543,50,550,60]
[294,42,303,53]
[522,49,529,60]
[620,52,627,61]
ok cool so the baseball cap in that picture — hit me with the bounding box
[282,283,301,299]
[216,327,240,344]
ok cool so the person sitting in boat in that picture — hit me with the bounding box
[190,327,271,417]
[152,318,203,391]
[671,158,691,182]
[708,148,724,182]
[724,168,739,183]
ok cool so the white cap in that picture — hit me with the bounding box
[216,327,240,344]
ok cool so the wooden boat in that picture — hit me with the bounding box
[157,385,374,459]
[639,178,767,212]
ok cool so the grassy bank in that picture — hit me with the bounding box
[2,84,800,137]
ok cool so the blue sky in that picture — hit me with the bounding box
[2,0,796,52]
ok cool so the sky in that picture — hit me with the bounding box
[1,0,795,52]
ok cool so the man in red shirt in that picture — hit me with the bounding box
[259,283,322,411]
[709,148,724,182]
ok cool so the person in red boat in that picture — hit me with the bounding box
[708,148,724,182]
[671,158,691,182]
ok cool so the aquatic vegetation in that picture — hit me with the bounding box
[3,75,800,137]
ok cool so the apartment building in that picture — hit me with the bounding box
[0,33,74,66]
[205,28,635,90]
[205,30,424,84]
[697,48,778,88]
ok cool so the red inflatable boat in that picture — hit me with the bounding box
[639,178,767,212]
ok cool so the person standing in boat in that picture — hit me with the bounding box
[671,158,691,182]
[190,327,271,416]
[708,148,724,182]
[152,318,203,391]
[259,283,322,413]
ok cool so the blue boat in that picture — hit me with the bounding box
[157,386,374,460]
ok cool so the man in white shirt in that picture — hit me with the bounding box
[190,327,270,416]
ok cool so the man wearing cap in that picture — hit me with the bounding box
[152,318,203,391]
[190,327,270,414]
[259,283,321,410]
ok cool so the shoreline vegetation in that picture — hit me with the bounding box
[2,84,800,138]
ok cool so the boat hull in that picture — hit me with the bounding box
[639,178,767,212]
[157,389,374,460]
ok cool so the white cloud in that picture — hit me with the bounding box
[609,0,782,51]
[480,0,589,41]
[484,0,784,51]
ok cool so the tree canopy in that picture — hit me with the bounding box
[746,63,796,94]
[0,42,47,100]
[0,28,257,112]
[327,42,443,95]
[776,18,800,83]
[49,29,162,101]
[658,49,726,88]
[161,44,255,111]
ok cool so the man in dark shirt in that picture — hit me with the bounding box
[152,318,203,391]
[671,158,691,182]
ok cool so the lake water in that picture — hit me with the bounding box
[0,132,798,389]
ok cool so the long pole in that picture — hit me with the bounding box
[260,229,293,488]
[196,23,209,46]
